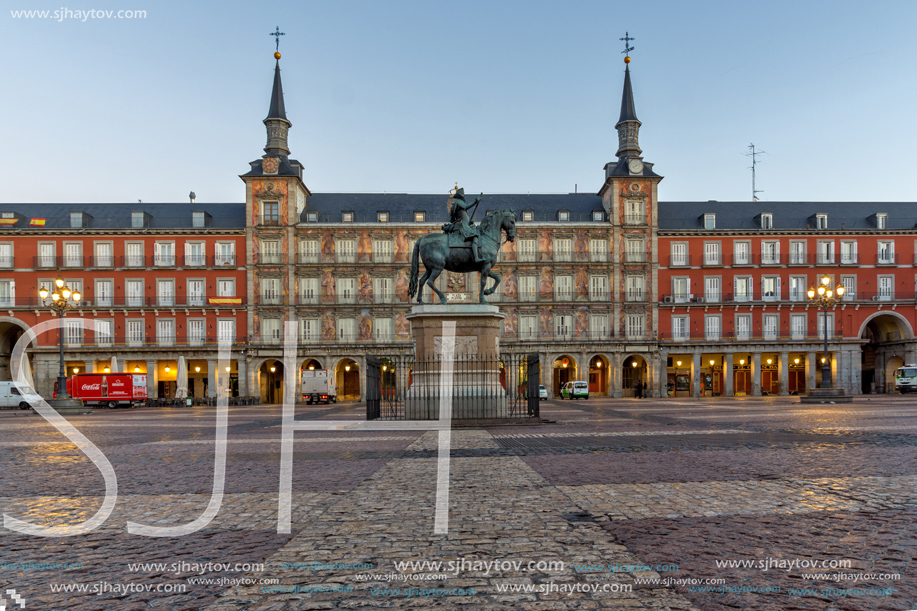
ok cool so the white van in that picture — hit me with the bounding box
[0,381,43,410]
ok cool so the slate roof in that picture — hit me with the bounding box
[266,60,287,121]
[240,156,304,178]
[618,65,639,124]
[657,201,917,231]
[0,203,246,230]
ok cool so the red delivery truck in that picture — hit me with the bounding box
[54,373,148,408]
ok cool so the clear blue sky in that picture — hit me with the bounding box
[2,0,916,203]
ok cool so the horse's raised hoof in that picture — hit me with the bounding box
[439,297,448,305]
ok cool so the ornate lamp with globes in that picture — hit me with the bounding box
[801,275,853,403]
[38,277,90,413]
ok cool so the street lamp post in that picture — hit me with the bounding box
[807,275,844,389]
[39,277,81,401]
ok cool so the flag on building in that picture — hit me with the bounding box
[30,218,46,226]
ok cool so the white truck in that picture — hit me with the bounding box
[301,369,336,404]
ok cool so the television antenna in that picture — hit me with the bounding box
[744,143,767,201]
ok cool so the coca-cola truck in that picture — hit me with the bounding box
[54,373,148,408]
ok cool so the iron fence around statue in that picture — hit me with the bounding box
[366,352,540,421]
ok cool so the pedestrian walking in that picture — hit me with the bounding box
[634,379,642,398]
[642,380,648,399]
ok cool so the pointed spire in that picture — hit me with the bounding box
[263,52,292,156]
[266,59,287,121]
[615,61,642,159]
[618,64,638,124]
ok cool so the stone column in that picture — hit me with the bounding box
[236,358,247,397]
[659,349,669,398]
[611,353,622,398]
[752,352,762,396]
[146,359,158,399]
[778,351,789,396]
[692,352,701,398]
[207,359,217,398]
[806,351,817,393]
[724,352,734,397]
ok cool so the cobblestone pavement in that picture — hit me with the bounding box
[0,396,916,610]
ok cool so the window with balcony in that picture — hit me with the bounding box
[735,314,751,340]
[817,240,834,264]
[217,279,235,297]
[185,242,205,266]
[299,277,319,304]
[672,277,689,303]
[817,312,834,338]
[336,239,356,264]
[840,241,857,264]
[337,277,356,304]
[670,242,688,266]
[553,237,573,262]
[95,320,113,346]
[262,318,282,343]
[188,319,205,346]
[95,279,113,307]
[154,242,175,267]
[878,276,893,301]
[0,280,14,307]
[733,241,751,265]
[187,279,205,306]
[337,318,355,342]
[704,276,721,302]
[0,244,12,268]
[734,276,752,302]
[157,279,175,306]
[589,313,609,339]
[64,320,83,346]
[704,242,721,266]
[300,318,320,342]
[261,240,281,264]
[126,280,144,307]
[789,240,806,264]
[215,242,235,266]
[217,319,235,344]
[761,240,780,264]
[878,241,895,264]
[126,242,144,267]
[373,240,393,263]
[157,319,175,346]
[671,315,688,341]
[840,275,856,301]
[763,314,778,340]
[791,314,806,340]
[299,239,319,263]
[262,278,282,304]
[373,277,393,303]
[518,238,537,262]
[518,275,537,302]
[625,200,644,225]
[625,275,645,301]
[625,239,645,262]
[554,313,573,339]
[626,313,646,339]
[519,315,537,339]
[789,276,806,302]
[126,320,143,346]
[38,243,55,268]
[63,242,82,267]
[94,242,113,267]
[589,238,607,262]
[762,276,780,302]
[589,275,609,301]
[554,275,573,301]
[704,315,720,340]
[373,317,392,341]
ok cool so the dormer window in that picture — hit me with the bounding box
[342,211,354,223]
[816,214,827,230]
[377,211,389,222]
[414,211,426,222]
[876,213,887,229]
[557,210,570,222]
[592,210,605,222]
[131,211,145,228]
[306,212,318,223]
[522,210,533,222]
[760,213,773,229]
[704,213,716,230]
[192,211,210,228]
[70,212,84,228]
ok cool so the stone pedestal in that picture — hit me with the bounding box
[405,304,507,420]
[799,388,853,404]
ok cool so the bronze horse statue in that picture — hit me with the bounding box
[409,209,516,304]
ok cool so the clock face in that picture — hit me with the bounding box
[628,159,644,175]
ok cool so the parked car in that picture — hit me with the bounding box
[539,385,547,400]
[0,381,43,410]
[560,381,589,400]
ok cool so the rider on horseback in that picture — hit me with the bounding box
[443,187,484,263]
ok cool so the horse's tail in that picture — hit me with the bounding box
[408,238,420,298]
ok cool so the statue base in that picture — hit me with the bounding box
[405,304,507,421]
[800,388,853,404]
[43,398,93,415]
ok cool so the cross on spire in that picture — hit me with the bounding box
[620,31,635,56]
[270,26,285,52]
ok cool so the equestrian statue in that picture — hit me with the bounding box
[409,188,516,305]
